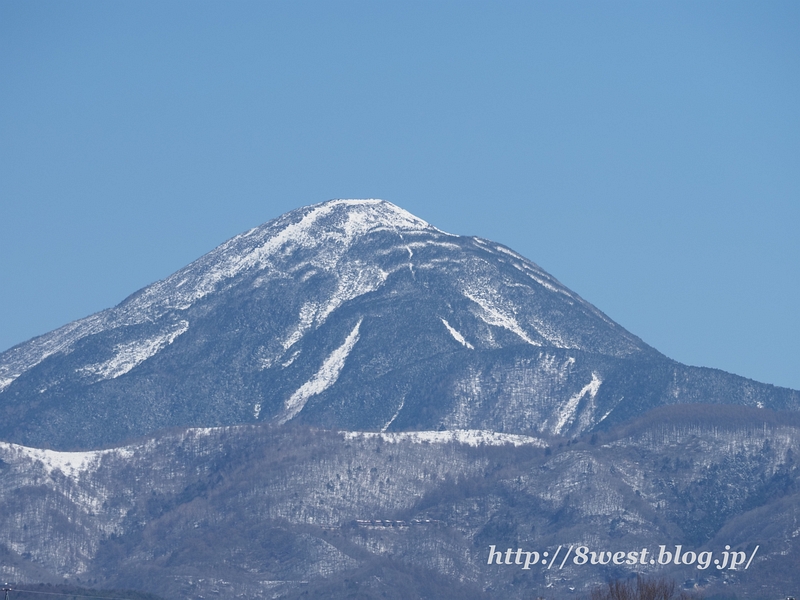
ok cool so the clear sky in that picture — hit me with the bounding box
[2,1,798,390]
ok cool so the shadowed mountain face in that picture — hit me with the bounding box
[1,199,798,450]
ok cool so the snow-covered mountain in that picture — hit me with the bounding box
[1,199,798,450]
[2,199,800,599]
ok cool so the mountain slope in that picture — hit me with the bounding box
[2,408,798,598]
[1,199,798,450]
[3,199,800,599]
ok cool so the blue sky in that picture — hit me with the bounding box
[2,1,798,390]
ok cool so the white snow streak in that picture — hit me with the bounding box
[405,240,462,251]
[280,318,363,424]
[79,321,189,380]
[282,349,301,368]
[463,290,540,346]
[283,302,318,350]
[382,398,405,432]
[344,429,546,448]
[551,373,602,435]
[440,318,474,350]
[597,396,624,425]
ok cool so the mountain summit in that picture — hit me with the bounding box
[1,199,796,449]
[3,200,800,599]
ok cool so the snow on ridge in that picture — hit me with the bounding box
[472,238,583,303]
[440,318,474,350]
[177,199,433,302]
[0,314,107,393]
[162,201,347,305]
[0,426,228,480]
[0,201,423,387]
[337,199,433,236]
[79,320,189,380]
[525,313,571,349]
[279,318,363,424]
[115,201,433,323]
[516,265,568,295]
[343,429,546,448]
[0,441,112,479]
[405,240,462,251]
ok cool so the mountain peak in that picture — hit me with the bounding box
[281,198,437,235]
[0,199,443,398]
[241,198,440,256]
[123,198,440,316]
[15,199,780,450]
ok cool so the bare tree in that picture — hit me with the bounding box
[588,575,701,600]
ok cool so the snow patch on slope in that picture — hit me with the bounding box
[344,429,546,448]
[79,321,189,380]
[0,442,115,479]
[283,302,318,350]
[440,318,473,349]
[382,398,405,432]
[280,318,363,424]
[477,239,622,332]
[463,290,540,346]
[0,427,223,479]
[318,264,388,322]
[550,373,602,435]
[406,240,462,251]
[279,264,388,356]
